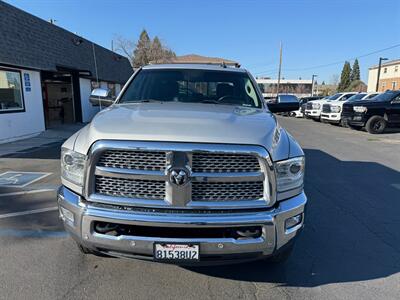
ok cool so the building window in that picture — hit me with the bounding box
[393,82,397,90]
[383,67,387,73]
[91,80,100,90]
[0,69,24,113]
[107,83,116,97]
[395,65,399,72]
[381,82,386,91]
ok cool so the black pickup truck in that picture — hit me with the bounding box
[342,90,400,134]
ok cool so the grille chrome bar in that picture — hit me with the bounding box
[191,172,264,182]
[84,141,276,209]
[95,166,166,181]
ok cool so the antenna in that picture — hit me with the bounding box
[276,42,283,97]
[92,43,102,110]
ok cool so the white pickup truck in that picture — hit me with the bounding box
[57,64,306,265]
[321,92,380,125]
[305,92,356,121]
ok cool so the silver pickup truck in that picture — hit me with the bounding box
[57,64,306,265]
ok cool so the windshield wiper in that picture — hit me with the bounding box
[122,99,165,103]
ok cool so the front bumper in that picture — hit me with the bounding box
[320,113,341,122]
[305,109,321,118]
[343,114,367,126]
[57,186,306,264]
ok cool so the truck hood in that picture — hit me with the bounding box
[328,100,346,107]
[349,100,385,107]
[72,102,291,161]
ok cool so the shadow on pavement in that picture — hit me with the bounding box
[187,149,400,287]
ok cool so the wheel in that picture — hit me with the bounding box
[266,243,294,264]
[365,116,386,134]
[312,117,320,122]
[289,112,296,117]
[339,119,347,127]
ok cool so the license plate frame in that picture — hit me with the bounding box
[153,242,200,262]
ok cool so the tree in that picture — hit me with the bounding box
[115,30,176,68]
[350,59,360,82]
[132,30,151,68]
[114,35,135,67]
[329,74,339,86]
[149,36,176,64]
[338,61,352,92]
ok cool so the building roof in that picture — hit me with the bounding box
[168,54,239,66]
[0,1,133,83]
[143,63,246,72]
[369,59,400,70]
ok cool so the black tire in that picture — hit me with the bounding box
[312,117,320,122]
[266,243,294,264]
[365,116,386,134]
[76,242,92,255]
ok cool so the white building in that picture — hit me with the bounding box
[256,78,313,98]
[0,2,133,143]
[367,59,400,92]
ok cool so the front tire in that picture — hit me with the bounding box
[76,242,92,255]
[366,116,386,134]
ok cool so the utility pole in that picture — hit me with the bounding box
[311,74,317,96]
[111,40,114,52]
[276,42,283,98]
[376,57,388,92]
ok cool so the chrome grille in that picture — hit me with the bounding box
[322,104,331,113]
[97,150,166,171]
[192,153,260,173]
[88,141,271,209]
[192,182,264,201]
[95,175,165,200]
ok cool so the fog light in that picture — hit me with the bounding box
[285,214,302,231]
[60,206,74,223]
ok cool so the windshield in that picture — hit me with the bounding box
[370,90,400,102]
[346,93,367,102]
[328,93,343,100]
[119,69,262,108]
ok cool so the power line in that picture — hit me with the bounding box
[253,43,400,75]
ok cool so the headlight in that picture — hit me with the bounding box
[312,103,321,109]
[353,106,367,113]
[275,157,305,192]
[61,148,87,186]
[331,105,341,113]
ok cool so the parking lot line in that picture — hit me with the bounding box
[0,206,58,219]
[0,188,56,198]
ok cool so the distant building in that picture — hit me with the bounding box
[367,59,400,92]
[256,78,313,98]
[0,2,133,143]
[168,54,240,67]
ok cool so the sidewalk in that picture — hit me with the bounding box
[0,124,84,157]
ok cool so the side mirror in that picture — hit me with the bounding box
[89,88,115,107]
[267,101,300,113]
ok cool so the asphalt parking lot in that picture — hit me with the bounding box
[0,116,399,300]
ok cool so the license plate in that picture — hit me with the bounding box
[154,243,199,261]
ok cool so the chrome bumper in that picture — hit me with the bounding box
[57,186,306,263]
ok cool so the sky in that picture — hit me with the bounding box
[5,0,400,83]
